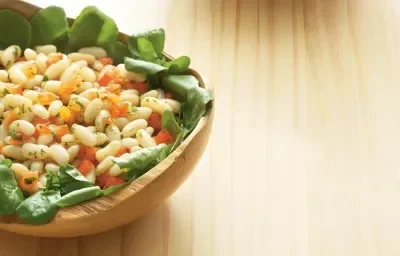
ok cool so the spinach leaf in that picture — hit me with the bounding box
[159,143,173,160]
[0,159,12,168]
[125,57,166,76]
[113,144,167,180]
[162,110,183,138]
[29,6,69,50]
[44,172,61,191]
[170,132,183,154]
[58,164,89,184]
[68,6,118,55]
[162,75,213,137]
[111,41,131,65]
[0,165,24,215]
[0,10,31,49]
[16,190,60,225]
[128,28,165,58]
[166,56,191,74]
[57,186,101,207]
[137,38,158,62]
[102,182,129,196]
[61,180,94,195]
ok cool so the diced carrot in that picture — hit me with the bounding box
[103,116,113,124]
[99,57,114,66]
[49,117,58,125]
[46,53,63,67]
[131,82,148,95]
[19,171,39,194]
[165,92,173,99]
[37,92,58,105]
[84,147,98,164]
[78,145,87,158]
[116,147,129,157]
[147,112,161,132]
[77,159,94,176]
[98,68,117,86]
[7,84,23,94]
[59,106,75,123]
[55,125,70,141]
[100,92,120,104]
[109,83,121,94]
[32,116,51,126]
[3,108,20,128]
[60,77,82,95]
[35,124,52,135]
[110,103,128,118]
[87,91,99,100]
[154,129,174,145]
[104,176,124,189]
[22,65,37,79]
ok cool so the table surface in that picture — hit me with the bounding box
[2,0,400,255]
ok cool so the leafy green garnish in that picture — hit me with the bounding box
[124,57,166,75]
[0,165,24,215]
[29,6,69,50]
[9,129,22,140]
[68,6,118,56]
[166,56,191,74]
[16,190,60,225]
[61,180,94,195]
[57,186,101,207]
[58,164,89,184]
[162,110,183,138]
[0,159,12,168]
[128,28,165,58]
[0,10,31,49]
[111,41,132,65]
[137,38,158,63]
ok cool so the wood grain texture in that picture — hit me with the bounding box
[1,0,400,254]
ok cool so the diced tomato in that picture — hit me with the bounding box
[19,171,39,194]
[37,92,58,105]
[98,68,118,86]
[154,129,174,145]
[46,53,63,67]
[129,82,148,95]
[99,57,114,66]
[104,176,124,189]
[35,124,52,135]
[110,103,128,118]
[147,112,161,132]
[77,159,94,176]
[49,117,59,125]
[60,77,82,95]
[165,92,173,99]
[116,147,129,157]
[78,145,87,158]
[55,125,70,141]
[84,147,98,164]
[3,108,21,127]
[97,172,111,188]
[32,129,40,139]
[32,116,51,126]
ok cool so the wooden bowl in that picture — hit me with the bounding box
[0,1,214,237]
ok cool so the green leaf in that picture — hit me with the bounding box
[0,159,12,168]
[111,41,131,65]
[170,132,183,154]
[128,28,165,58]
[162,75,213,137]
[161,110,183,138]
[57,186,101,207]
[0,10,31,49]
[137,38,158,62]
[44,172,61,191]
[61,181,94,195]
[102,181,130,196]
[68,6,118,55]
[29,6,69,50]
[124,57,166,76]
[113,144,167,180]
[58,164,89,184]
[167,56,191,74]
[16,190,60,225]
[0,165,24,215]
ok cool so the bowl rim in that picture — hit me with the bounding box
[0,0,215,226]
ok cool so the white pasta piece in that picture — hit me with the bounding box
[141,97,172,115]
[9,120,35,136]
[48,100,63,116]
[60,63,81,82]
[126,107,152,121]
[71,60,88,68]
[4,136,35,145]
[35,45,57,55]
[70,94,90,108]
[0,70,8,82]
[121,138,139,148]
[11,163,29,178]
[20,112,35,122]
[95,140,121,162]
[91,60,104,71]
[79,88,98,99]
[136,129,156,148]
[106,125,121,141]
[2,45,21,67]
[94,132,108,146]
[37,134,54,145]
[22,89,39,102]
[109,164,126,177]
[67,145,80,163]
[86,126,97,133]
[44,59,69,80]
[140,90,158,101]
[122,119,147,138]
[22,143,49,160]
[68,53,95,64]
[49,144,69,165]
[2,145,25,160]
[156,88,165,99]
[112,117,129,130]
[120,93,139,106]
[95,156,115,176]
[25,75,44,89]
[30,160,44,173]
[24,48,37,61]
[84,98,103,125]
[42,80,61,94]
[145,127,155,136]
[78,47,107,58]
[8,62,28,85]
[61,134,77,147]
[0,102,4,117]
[130,146,142,153]
[160,99,181,113]
[36,53,48,74]
[72,124,97,147]
[79,66,96,82]
[32,104,50,119]
[120,89,139,95]
[94,109,111,133]
[75,81,93,94]
[85,169,96,183]
[116,64,146,82]
[38,174,47,187]
[45,163,59,174]
[0,124,9,143]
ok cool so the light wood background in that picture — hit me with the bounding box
[2,0,400,255]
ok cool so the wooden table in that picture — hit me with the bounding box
[2,0,400,255]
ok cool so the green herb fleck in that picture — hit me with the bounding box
[24,177,37,185]
[42,75,49,82]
